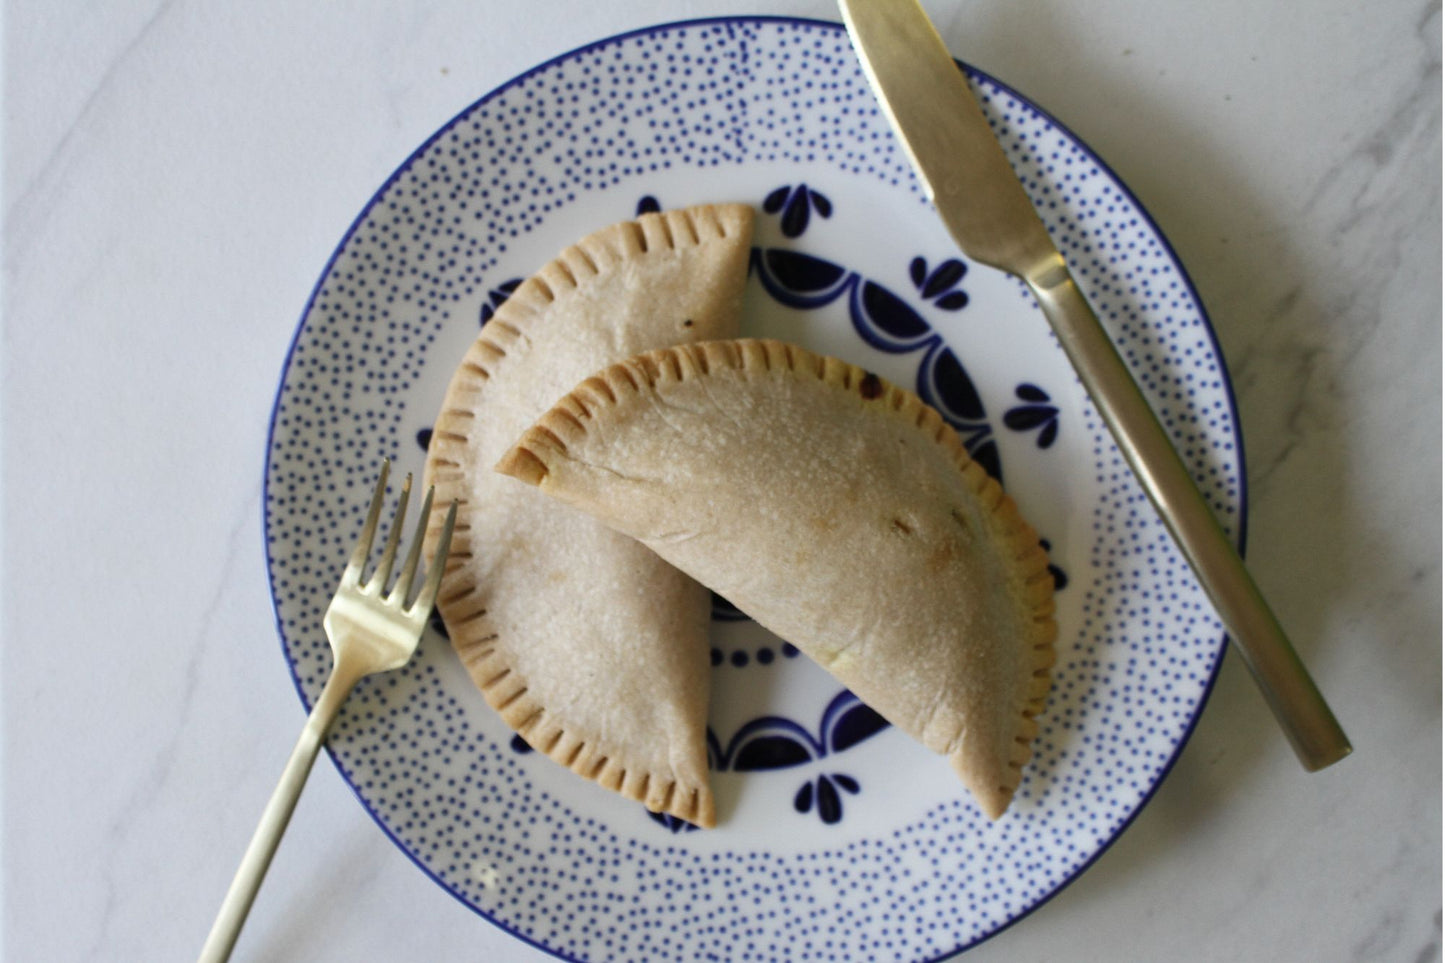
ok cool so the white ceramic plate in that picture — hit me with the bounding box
[264,17,1242,961]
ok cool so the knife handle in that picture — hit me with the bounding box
[1024,253,1351,771]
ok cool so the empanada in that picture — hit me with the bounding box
[497,339,1057,819]
[424,205,755,827]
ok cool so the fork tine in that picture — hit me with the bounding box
[343,460,391,587]
[410,499,458,615]
[388,484,434,605]
[366,473,412,594]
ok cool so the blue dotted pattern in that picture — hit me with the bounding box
[264,17,1242,962]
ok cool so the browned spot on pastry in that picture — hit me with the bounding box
[562,394,592,420]
[454,607,490,625]
[926,539,958,573]
[489,319,525,341]
[628,220,648,253]
[481,667,512,689]
[495,446,549,485]
[584,374,617,404]
[533,425,568,452]
[552,408,586,434]
[495,686,528,711]
[664,348,685,380]
[950,507,972,534]
[682,318,694,328]
[690,344,711,375]
[531,279,555,303]
[859,372,883,399]
[458,641,490,669]
[633,353,662,385]
[613,364,641,393]
[891,517,914,535]
[462,361,490,380]
[719,340,744,368]
[439,583,478,605]
[809,514,836,534]
[677,208,701,244]
[588,755,610,778]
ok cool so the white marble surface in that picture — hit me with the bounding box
[3,0,1439,960]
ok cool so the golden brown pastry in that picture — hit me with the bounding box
[497,339,1056,819]
[424,205,755,827]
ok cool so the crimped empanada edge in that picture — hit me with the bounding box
[497,337,1059,820]
[421,205,754,829]
[427,580,716,826]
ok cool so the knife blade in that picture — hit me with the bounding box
[839,0,1350,771]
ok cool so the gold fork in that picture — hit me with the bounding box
[199,461,457,962]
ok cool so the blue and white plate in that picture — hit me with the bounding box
[264,17,1242,962]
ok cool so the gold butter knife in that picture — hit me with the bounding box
[839,0,1350,770]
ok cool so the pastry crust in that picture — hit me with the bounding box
[498,339,1057,819]
[424,205,755,827]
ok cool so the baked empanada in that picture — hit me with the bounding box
[497,339,1057,819]
[424,205,755,827]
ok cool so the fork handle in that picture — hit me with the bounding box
[199,664,362,963]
